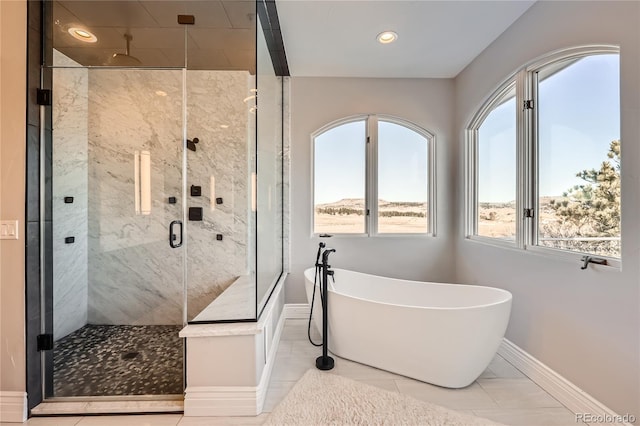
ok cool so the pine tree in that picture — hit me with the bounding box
[547,140,620,255]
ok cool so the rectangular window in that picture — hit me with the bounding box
[314,120,366,234]
[536,54,620,258]
[313,116,434,236]
[477,85,517,240]
[377,120,429,234]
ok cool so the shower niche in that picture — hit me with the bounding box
[38,0,286,407]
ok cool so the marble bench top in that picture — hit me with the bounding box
[180,275,260,338]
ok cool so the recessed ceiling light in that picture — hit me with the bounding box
[376,31,398,44]
[68,27,97,43]
[220,124,229,129]
[155,90,167,97]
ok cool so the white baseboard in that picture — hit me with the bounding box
[0,391,27,423]
[183,386,263,417]
[283,303,310,319]
[498,339,632,426]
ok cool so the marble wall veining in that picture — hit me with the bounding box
[256,75,283,310]
[185,71,253,321]
[87,69,185,325]
[52,49,281,325]
[83,68,253,325]
[52,51,89,340]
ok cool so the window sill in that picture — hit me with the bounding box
[524,245,621,271]
[465,235,519,249]
[311,233,435,239]
[463,236,621,271]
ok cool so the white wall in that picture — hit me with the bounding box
[286,77,455,303]
[454,1,639,419]
[0,0,27,410]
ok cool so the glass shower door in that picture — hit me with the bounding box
[47,65,186,397]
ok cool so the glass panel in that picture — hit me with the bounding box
[256,16,283,313]
[314,121,367,234]
[377,121,429,233]
[477,84,517,240]
[185,2,258,322]
[50,64,185,397]
[537,54,620,257]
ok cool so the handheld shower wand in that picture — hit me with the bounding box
[315,242,326,266]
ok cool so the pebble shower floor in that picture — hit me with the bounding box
[53,325,183,396]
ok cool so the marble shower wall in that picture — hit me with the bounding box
[185,71,253,320]
[86,69,253,325]
[87,69,185,325]
[52,51,89,340]
[256,44,284,311]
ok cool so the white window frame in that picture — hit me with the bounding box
[311,114,436,238]
[465,78,523,249]
[465,45,621,267]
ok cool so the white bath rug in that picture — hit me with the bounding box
[265,369,502,425]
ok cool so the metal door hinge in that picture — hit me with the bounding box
[524,208,534,218]
[37,89,51,106]
[523,100,534,110]
[366,136,370,143]
[366,209,370,216]
[37,334,53,351]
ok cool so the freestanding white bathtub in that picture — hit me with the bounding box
[304,268,512,388]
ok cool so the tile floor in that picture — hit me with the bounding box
[53,325,183,396]
[3,319,587,426]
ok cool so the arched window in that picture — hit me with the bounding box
[466,45,621,260]
[313,115,435,236]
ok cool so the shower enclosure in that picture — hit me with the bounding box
[37,0,284,401]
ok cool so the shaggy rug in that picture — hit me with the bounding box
[265,369,501,426]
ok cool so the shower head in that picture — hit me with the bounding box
[108,34,142,66]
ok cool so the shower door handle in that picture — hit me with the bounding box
[169,220,183,248]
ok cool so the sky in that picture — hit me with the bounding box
[314,54,619,206]
[314,120,428,205]
[478,53,620,202]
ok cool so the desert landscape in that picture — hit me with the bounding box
[315,198,428,234]
[315,197,620,256]
[477,197,593,239]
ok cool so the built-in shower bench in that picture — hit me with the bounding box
[179,274,286,417]
[192,275,256,322]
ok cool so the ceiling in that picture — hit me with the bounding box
[276,0,536,78]
[52,0,535,77]
[52,1,256,70]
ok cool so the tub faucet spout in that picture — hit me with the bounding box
[321,248,336,266]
